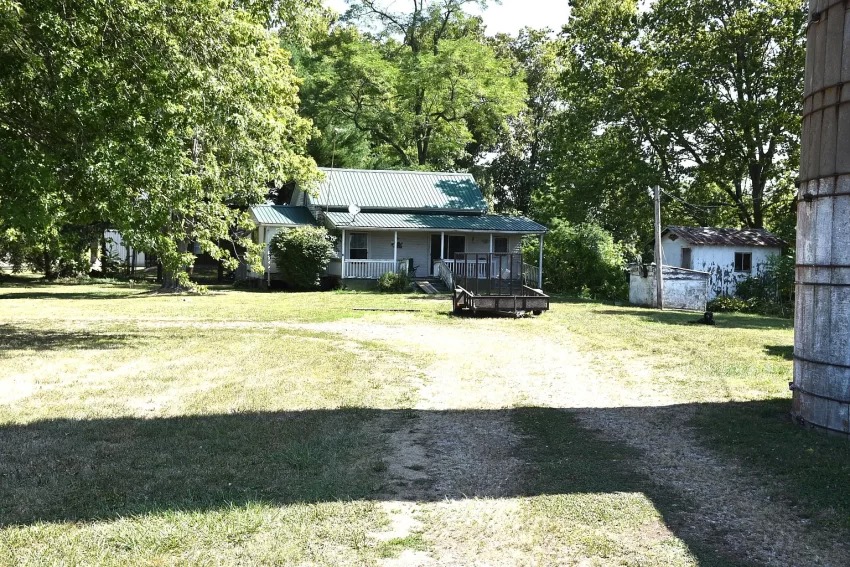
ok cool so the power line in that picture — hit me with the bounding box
[659,189,728,214]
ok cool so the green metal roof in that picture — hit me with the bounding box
[311,168,487,212]
[325,212,547,234]
[250,205,316,226]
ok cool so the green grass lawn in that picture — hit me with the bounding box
[1,277,847,566]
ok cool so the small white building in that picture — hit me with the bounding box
[659,226,785,299]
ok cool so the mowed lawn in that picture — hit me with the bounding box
[1,278,849,566]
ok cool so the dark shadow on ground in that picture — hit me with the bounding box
[3,401,849,564]
[0,324,139,352]
[0,290,152,300]
[592,307,793,330]
[764,345,794,360]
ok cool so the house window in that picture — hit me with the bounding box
[494,237,509,253]
[349,233,368,260]
[681,247,692,270]
[734,252,752,272]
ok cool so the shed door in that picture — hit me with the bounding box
[681,247,692,270]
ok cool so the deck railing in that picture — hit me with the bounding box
[522,263,540,288]
[344,259,407,279]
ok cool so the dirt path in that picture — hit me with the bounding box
[187,315,842,565]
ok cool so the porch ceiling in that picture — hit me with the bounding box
[325,212,547,234]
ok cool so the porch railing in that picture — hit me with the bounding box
[435,260,455,290]
[344,259,407,279]
[435,258,490,279]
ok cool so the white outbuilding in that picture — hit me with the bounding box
[659,226,786,299]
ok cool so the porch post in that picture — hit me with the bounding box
[538,234,544,289]
[341,229,346,279]
[440,232,445,259]
[266,230,271,286]
[489,233,494,254]
[393,230,398,265]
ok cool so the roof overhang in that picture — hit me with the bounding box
[324,212,548,235]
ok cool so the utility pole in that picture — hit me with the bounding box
[654,185,664,310]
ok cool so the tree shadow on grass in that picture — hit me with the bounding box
[0,290,151,301]
[764,345,794,360]
[0,324,140,352]
[2,401,848,564]
[592,307,793,330]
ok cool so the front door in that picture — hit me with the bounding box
[430,234,466,275]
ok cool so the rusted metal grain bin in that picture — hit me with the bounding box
[792,0,850,434]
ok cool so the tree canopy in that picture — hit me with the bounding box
[298,0,526,170]
[544,0,805,243]
[0,0,321,285]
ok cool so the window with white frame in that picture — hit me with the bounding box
[349,233,368,260]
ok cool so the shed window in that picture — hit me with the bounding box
[494,237,509,253]
[349,233,368,260]
[734,252,752,272]
[681,247,692,270]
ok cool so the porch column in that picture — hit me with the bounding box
[538,234,544,289]
[341,229,346,279]
[393,231,398,265]
[489,233,494,254]
[440,232,445,259]
[266,230,272,286]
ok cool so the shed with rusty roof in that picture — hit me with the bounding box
[659,226,785,299]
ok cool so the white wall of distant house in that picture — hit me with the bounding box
[104,230,146,267]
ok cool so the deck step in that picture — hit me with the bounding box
[414,280,446,295]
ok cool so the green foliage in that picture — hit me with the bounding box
[734,254,795,317]
[298,0,526,170]
[269,227,336,289]
[477,28,561,214]
[706,296,754,313]
[707,254,794,317]
[546,0,805,242]
[376,271,410,293]
[526,220,627,300]
[0,0,320,287]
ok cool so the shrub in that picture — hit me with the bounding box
[707,296,754,313]
[524,219,628,300]
[376,271,410,292]
[269,227,336,290]
[734,254,795,317]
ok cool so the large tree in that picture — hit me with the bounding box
[0,0,321,286]
[299,0,526,170]
[478,28,561,214]
[547,0,805,241]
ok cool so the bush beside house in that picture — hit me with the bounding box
[269,227,336,290]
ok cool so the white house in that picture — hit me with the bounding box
[248,168,547,286]
[659,226,786,299]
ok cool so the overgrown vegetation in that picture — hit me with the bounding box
[525,220,628,300]
[376,271,410,293]
[707,254,795,317]
[269,227,336,289]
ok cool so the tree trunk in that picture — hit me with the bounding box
[43,249,55,280]
[160,240,189,291]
